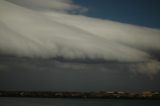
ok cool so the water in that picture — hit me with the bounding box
[0,97,160,106]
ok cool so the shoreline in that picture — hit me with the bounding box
[0,91,160,100]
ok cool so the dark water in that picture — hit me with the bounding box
[0,97,160,106]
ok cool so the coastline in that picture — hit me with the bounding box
[0,91,160,100]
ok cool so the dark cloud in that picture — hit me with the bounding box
[0,55,160,91]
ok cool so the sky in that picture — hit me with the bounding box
[0,0,160,91]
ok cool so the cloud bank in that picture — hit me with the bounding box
[0,0,160,74]
[5,0,87,13]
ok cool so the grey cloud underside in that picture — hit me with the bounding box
[0,0,160,75]
[0,56,160,91]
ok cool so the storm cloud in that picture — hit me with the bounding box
[0,0,160,75]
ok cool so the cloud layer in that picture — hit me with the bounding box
[0,0,160,74]
[5,0,87,13]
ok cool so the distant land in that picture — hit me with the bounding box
[0,91,160,100]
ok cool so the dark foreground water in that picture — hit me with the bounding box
[0,97,160,106]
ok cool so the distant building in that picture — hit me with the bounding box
[142,91,153,97]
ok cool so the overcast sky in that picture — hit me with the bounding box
[0,0,160,91]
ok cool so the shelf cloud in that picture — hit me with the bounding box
[0,0,160,75]
[5,0,87,13]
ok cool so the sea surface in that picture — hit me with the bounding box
[0,97,160,106]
